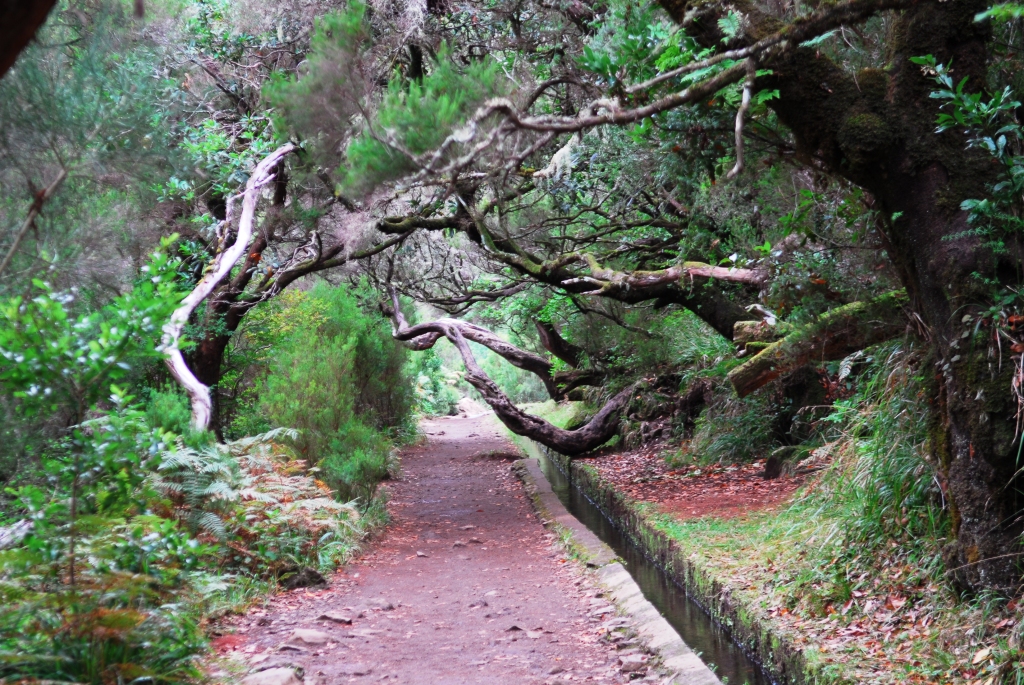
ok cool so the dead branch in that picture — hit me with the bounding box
[163,143,295,431]
[0,167,67,279]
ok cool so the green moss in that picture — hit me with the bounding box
[855,68,890,103]
[838,112,893,167]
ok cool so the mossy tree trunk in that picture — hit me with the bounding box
[659,0,1024,591]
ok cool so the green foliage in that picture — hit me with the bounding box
[339,46,505,193]
[915,54,1024,247]
[264,3,370,159]
[816,343,945,548]
[0,5,183,294]
[0,237,182,421]
[407,347,460,416]
[256,283,413,502]
[0,584,206,685]
[690,391,777,463]
[158,115,276,202]
[143,384,195,437]
[975,3,1024,21]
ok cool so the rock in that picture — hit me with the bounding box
[257,616,273,626]
[416,551,428,557]
[468,599,488,608]
[547,665,566,675]
[364,597,394,611]
[459,525,476,531]
[317,612,352,624]
[337,662,372,676]
[619,654,647,673]
[468,537,483,544]
[240,668,303,685]
[452,540,467,548]
[351,628,383,638]
[282,629,330,649]
[278,567,327,590]
[526,630,543,639]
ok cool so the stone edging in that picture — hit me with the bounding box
[512,455,722,685]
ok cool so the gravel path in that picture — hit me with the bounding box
[219,413,639,684]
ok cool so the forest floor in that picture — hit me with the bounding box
[209,412,650,685]
[580,445,804,521]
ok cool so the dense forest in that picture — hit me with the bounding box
[4,0,1024,681]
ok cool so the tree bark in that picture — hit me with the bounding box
[163,144,295,431]
[387,290,628,454]
[535,320,584,368]
[0,0,58,79]
[764,0,1024,592]
[727,292,909,398]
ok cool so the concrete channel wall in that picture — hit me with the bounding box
[526,441,841,685]
[512,443,722,685]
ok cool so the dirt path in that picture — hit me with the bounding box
[218,413,639,684]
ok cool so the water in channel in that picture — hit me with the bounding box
[536,451,773,685]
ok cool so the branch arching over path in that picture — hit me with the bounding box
[386,288,629,455]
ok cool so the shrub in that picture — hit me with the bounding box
[257,282,414,502]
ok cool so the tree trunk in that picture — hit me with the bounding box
[757,0,1020,591]
[0,0,58,79]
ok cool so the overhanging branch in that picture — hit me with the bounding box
[386,288,628,454]
[727,291,909,397]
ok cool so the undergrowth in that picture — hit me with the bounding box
[0,425,378,684]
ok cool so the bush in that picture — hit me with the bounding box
[256,282,414,502]
[407,347,460,416]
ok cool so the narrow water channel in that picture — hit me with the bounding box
[536,451,773,685]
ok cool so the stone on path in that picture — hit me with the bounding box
[619,654,647,673]
[282,628,330,649]
[317,611,353,624]
[240,667,303,685]
[337,662,373,675]
[364,597,395,611]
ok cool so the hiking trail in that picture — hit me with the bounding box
[214,412,649,684]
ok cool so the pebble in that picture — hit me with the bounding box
[317,612,353,624]
[416,551,428,557]
[619,654,647,673]
[239,667,303,685]
[365,597,395,611]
